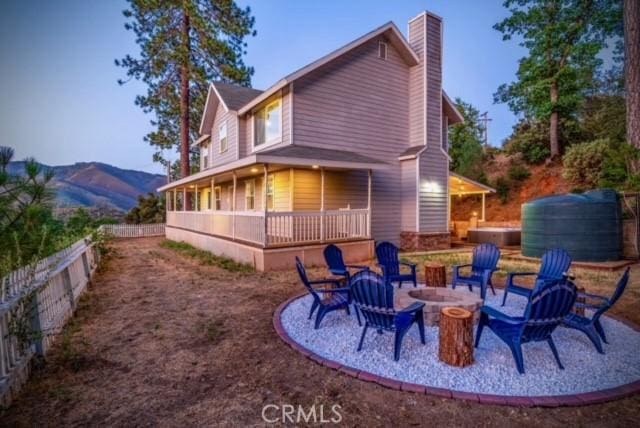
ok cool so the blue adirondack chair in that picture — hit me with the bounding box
[502,248,572,306]
[350,270,425,361]
[375,241,417,288]
[563,267,630,354]
[295,257,360,329]
[323,244,369,284]
[475,278,577,374]
[452,243,500,299]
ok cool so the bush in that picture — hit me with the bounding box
[562,139,610,189]
[507,162,531,182]
[494,176,510,204]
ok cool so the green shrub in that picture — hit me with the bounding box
[562,139,610,189]
[494,176,510,204]
[507,163,531,182]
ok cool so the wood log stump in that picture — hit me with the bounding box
[572,286,586,317]
[439,307,474,367]
[424,262,446,288]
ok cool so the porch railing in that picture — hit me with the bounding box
[166,209,370,247]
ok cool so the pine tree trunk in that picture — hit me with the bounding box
[180,10,191,180]
[550,80,560,158]
[625,0,640,153]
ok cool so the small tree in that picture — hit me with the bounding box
[562,139,610,188]
[125,193,166,224]
[448,98,486,182]
[494,0,622,158]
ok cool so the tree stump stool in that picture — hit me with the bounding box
[439,307,474,367]
[572,286,586,317]
[424,262,446,288]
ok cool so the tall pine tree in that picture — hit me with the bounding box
[116,0,256,178]
[494,0,621,158]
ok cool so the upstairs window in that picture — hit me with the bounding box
[254,98,282,148]
[378,41,388,60]
[245,180,255,210]
[219,122,228,153]
[202,143,209,169]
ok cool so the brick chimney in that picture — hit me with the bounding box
[408,11,443,149]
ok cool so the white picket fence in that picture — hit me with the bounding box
[99,223,165,238]
[0,236,99,406]
[0,223,166,406]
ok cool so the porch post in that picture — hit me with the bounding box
[263,165,269,247]
[173,189,177,212]
[367,169,372,237]
[320,168,325,242]
[481,192,486,222]
[232,172,237,239]
[183,187,187,211]
[195,184,199,211]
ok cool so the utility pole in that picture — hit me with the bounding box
[480,111,492,149]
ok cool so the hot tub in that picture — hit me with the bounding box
[467,227,521,247]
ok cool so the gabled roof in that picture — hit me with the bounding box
[237,21,420,115]
[443,90,464,124]
[213,82,263,111]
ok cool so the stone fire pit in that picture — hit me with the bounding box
[394,287,483,326]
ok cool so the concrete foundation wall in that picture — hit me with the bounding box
[166,226,374,271]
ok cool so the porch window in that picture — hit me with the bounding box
[254,98,281,148]
[245,180,255,210]
[219,122,228,153]
[266,175,275,210]
[214,186,222,210]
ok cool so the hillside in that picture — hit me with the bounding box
[8,161,166,212]
[451,155,572,222]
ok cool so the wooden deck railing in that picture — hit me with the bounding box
[166,209,370,247]
[0,236,99,406]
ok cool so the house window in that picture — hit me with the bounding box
[378,41,387,60]
[254,98,281,148]
[245,180,255,210]
[266,175,275,210]
[219,122,228,153]
[202,143,209,169]
[227,185,234,210]
[214,186,221,210]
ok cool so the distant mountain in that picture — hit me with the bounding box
[8,161,166,212]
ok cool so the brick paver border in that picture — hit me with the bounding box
[273,293,640,407]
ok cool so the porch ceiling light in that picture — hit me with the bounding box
[312,165,319,169]
[250,167,259,173]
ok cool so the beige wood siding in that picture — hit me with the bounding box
[400,159,417,231]
[210,103,238,167]
[408,16,425,148]
[292,37,411,243]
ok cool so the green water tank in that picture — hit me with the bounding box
[522,189,622,262]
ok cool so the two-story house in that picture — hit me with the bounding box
[158,11,492,270]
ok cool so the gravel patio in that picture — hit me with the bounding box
[2,237,640,426]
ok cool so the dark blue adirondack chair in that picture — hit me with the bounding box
[563,267,630,354]
[452,243,500,299]
[375,242,417,288]
[475,278,577,374]
[295,257,360,329]
[502,248,572,306]
[350,270,425,361]
[323,244,369,284]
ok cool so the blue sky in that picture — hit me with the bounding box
[1,0,524,174]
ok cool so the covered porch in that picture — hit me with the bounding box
[160,147,385,251]
[449,172,497,242]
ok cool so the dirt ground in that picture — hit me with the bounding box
[2,237,640,427]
